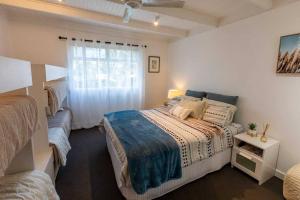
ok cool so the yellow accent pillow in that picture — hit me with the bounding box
[178,99,207,119]
[169,105,193,120]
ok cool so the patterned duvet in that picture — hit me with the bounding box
[104,107,241,188]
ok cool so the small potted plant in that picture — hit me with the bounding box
[248,123,257,137]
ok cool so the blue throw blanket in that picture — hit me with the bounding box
[105,110,182,194]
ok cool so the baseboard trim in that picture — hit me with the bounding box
[275,169,285,180]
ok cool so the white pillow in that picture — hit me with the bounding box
[169,105,193,120]
[202,98,237,126]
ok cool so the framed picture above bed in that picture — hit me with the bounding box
[276,33,300,73]
[148,56,160,73]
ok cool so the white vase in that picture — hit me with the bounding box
[248,129,257,137]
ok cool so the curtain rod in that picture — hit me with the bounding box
[58,36,147,48]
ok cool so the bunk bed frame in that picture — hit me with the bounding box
[31,64,68,181]
[0,57,63,181]
[0,56,59,199]
[0,56,35,175]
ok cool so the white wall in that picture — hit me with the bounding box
[168,2,300,174]
[3,11,169,109]
[0,8,8,56]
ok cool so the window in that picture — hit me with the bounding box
[68,41,144,129]
[70,45,141,90]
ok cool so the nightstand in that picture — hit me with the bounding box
[231,132,280,185]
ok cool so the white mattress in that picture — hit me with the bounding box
[48,108,72,138]
[106,133,231,200]
[0,170,59,200]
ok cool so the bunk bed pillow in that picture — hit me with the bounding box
[202,98,237,126]
[45,81,67,117]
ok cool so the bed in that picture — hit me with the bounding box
[48,108,72,175]
[104,104,242,200]
[0,56,59,199]
[0,170,59,200]
[30,63,71,181]
[48,107,72,138]
[41,64,72,178]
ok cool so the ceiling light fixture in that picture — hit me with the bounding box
[123,7,132,23]
[154,16,160,26]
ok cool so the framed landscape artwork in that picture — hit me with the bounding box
[148,56,160,73]
[277,33,300,73]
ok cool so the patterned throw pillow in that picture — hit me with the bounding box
[169,105,193,120]
[202,98,237,126]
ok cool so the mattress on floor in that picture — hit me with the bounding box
[48,108,72,137]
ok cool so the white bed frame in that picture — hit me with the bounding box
[30,64,68,182]
[105,121,232,200]
[0,56,35,175]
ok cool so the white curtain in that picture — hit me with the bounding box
[68,41,144,129]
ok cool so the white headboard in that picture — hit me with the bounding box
[45,64,67,82]
[0,56,32,93]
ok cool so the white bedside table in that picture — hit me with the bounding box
[231,132,280,185]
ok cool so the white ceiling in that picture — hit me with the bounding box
[45,0,298,31]
[1,0,299,38]
[45,0,202,30]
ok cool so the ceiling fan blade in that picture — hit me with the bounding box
[142,0,185,8]
[123,6,133,23]
[107,0,125,5]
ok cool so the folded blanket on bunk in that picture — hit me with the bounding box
[0,96,38,177]
[48,108,72,137]
[0,170,59,200]
[104,110,182,195]
[48,128,71,166]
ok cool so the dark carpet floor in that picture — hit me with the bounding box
[56,127,284,200]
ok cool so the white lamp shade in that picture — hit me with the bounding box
[168,89,183,99]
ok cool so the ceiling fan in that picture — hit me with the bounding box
[107,0,185,23]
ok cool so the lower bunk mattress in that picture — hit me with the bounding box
[48,108,72,138]
[0,170,59,200]
[49,127,71,167]
[104,108,242,200]
[48,108,72,173]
